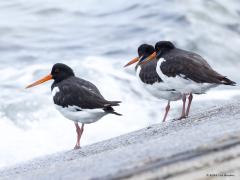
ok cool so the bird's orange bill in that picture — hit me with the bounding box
[26,74,52,89]
[140,52,157,65]
[124,57,139,67]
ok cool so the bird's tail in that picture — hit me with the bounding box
[103,101,122,116]
[220,76,236,86]
[106,101,121,106]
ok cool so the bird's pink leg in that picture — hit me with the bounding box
[178,94,186,120]
[162,101,170,122]
[74,123,84,150]
[186,93,193,117]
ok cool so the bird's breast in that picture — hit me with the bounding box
[51,86,60,98]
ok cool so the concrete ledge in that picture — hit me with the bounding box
[1,102,240,180]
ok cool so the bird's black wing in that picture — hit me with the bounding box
[160,52,235,85]
[53,77,120,109]
[138,60,162,85]
[75,77,104,98]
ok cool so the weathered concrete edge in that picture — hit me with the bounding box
[103,134,240,180]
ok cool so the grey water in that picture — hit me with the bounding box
[0,0,240,168]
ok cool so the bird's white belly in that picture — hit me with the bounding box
[51,87,107,124]
[156,58,218,94]
[144,84,182,101]
[136,66,182,101]
[55,105,107,124]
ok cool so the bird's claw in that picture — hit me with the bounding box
[177,116,186,120]
[74,145,80,150]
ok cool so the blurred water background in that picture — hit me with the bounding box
[0,0,240,168]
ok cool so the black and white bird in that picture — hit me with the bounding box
[124,44,182,122]
[141,41,236,117]
[26,63,121,149]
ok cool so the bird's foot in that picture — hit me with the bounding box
[177,116,186,120]
[147,126,152,129]
[74,145,80,150]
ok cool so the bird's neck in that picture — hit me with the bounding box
[135,62,141,71]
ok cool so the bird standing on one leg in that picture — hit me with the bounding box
[26,63,121,149]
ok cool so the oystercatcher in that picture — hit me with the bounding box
[26,63,121,149]
[142,41,236,118]
[124,44,182,122]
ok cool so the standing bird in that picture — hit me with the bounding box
[124,44,182,122]
[26,63,121,149]
[142,41,236,118]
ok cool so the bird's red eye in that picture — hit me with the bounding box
[55,69,60,73]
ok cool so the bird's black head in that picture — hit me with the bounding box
[137,44,155,62]
[124,44,155,67]
[51,63,75,83]
[155,41,175,58]
[26,63,75,89]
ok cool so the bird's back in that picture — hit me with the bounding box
[164,48,212,69]
[52,76,121,110]
[160,48,236,85]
